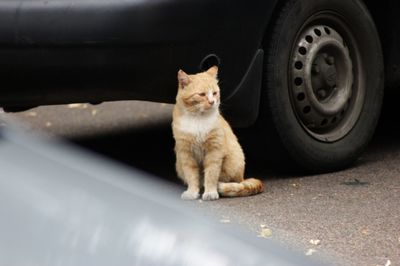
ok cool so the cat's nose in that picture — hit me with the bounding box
[208,100,215,105]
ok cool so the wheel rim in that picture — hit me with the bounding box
[290,18,364,142]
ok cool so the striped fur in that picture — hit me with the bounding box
[218,178,264,197]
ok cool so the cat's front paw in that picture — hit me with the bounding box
[181,190,200,200]
[202,191,219,201]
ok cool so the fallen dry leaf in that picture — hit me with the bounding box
[67,103,88,109]
[342,178,369,186]
[26,111,37,117]
[361,228,370,235]
[309,239,321,245]
[305,249,317,256]
[68,103,82,108]
[258,228,272,238]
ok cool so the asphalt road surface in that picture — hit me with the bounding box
[2,94,400,266]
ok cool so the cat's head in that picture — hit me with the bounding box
[176,66,220,115]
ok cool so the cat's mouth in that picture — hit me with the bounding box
[192,105,215,116]
[203,102,218,111]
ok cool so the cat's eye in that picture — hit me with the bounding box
[213,91,218,95]
[198,92,206,97]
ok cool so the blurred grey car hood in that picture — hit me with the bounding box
[0,122,326,266]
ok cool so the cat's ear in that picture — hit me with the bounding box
[206,65,218,78]
[178,69,191,88]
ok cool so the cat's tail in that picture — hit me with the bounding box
[217,178,264,197]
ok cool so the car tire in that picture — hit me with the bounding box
[259,0,384,172]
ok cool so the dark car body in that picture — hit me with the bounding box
[0,0,400,127]
[0,0,278,126]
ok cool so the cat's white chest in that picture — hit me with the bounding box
[177,112,218,139]
[176,111,218,163]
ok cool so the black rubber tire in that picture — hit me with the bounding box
[260,0,384,173]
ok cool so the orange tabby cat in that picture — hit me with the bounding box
[172,66,264,201]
